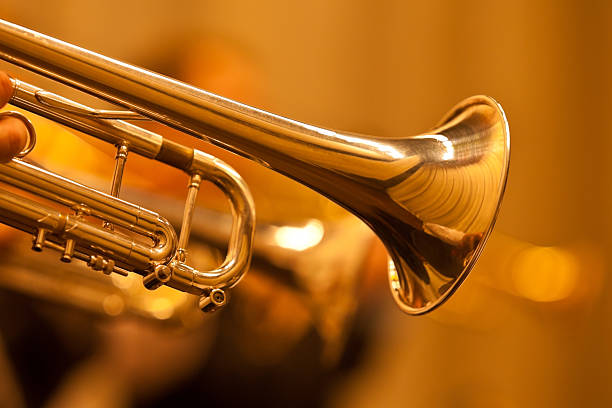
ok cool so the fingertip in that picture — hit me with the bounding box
[0,71,14,108]
[0,117,28,162]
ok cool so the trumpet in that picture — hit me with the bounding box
[0,19,510,315]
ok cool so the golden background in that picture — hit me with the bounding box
[0,1,611,407]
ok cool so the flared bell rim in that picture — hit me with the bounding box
[390,95,511,315]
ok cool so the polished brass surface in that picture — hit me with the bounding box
[0,19,509,314]
[0,77,256,310]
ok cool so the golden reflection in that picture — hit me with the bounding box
[511,246,579,302]
[272,219,325,251]
[334,131,404,159]
[415,134,455,160]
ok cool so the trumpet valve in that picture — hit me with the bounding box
[199,288,227,313]
[143,264,172,290]
[32,229,48,252]
[60,239,75,262]
[87,255,116,275]
[88,255,104,270]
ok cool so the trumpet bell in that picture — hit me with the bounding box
[378,95,510,314]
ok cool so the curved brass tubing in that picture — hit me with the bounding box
[0,19,509,314]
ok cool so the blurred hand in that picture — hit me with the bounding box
[0,72,27,162]
[0,71,27,243]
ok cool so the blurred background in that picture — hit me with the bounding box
[0,0,610,407]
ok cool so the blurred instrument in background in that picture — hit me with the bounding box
[0,179,372,360]
[0,19,509,318]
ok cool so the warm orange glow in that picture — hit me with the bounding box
[273,219,324,251]
[102,294,125,316]
[148,297,175,320]
[110,273,136,290]
[511,246,579,302]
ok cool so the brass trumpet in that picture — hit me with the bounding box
[0,19,510,315]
